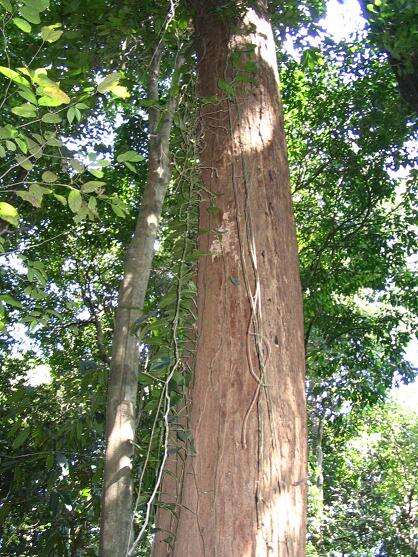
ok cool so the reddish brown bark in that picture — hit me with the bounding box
[153,2,307,555]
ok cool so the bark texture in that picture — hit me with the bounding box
[153,2,307,556]
[99,49,183,557]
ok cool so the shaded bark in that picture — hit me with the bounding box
[387,55,418,114]
[153,1,307,555]
[151,399,190,552]
[151,324,196,553]
[99,48,184,557]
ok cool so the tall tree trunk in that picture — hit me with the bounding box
[153,2,307,556]
[99,47,184,557]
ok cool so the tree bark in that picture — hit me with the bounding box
[153,2,307,556]
[99,48,184,557]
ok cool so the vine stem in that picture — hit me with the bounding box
[127,97,199,550]
[0,230,69,257]
[127,185,192,557]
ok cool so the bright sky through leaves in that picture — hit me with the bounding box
[322,0,365,40]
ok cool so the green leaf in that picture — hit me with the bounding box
[18,88,37,104]
[81,180,105,193]
[218,78,235,97]
[109,196,128,218]
[12,17,32,33]
[15,154,33,170]
[68,158,84,173]
[111,203,125,217]
[53,193,66,206]
[110,85,130,99]
[243,60,257,73]
[45,135,62,147]
[17,66,31,77]
[73,204,88,223]
[0,145,5,158]
[30,260,46,272]
[24,285,47,300]
[139,373,156,386]
[26,137,42,158]
[80,487,91,499]
[1,293,23,307]
[177,430,190,442]
[0,66,31,87]
[40,85,70,106]
[68,189,82,213]
[15,137,27,153]
[20,5,40,24]
[41,112,62,123]
[0,202,19,226]
[41,23,63,43]
[42,170,58,183]
[31,183,50,199]
[88,168,103,178]
[12,428,30,449]
[11,103,37,118]
[87,196,98,218]
[0,126,13,139]
[17,184,47,208]
[150,356,171,371]
[5,140,16,151]
[34,74,70,105]
[67,106,76,124]
[46,452,54,469]
[38,96,61,107]
[124,161,136,173]
[24,0,49,12]
[97,72,120,93]
[27,265,46,284]
[16,190,41,207]
[116,150,144,163]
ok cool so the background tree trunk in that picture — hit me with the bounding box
[153,1,307,555]
[357,0,418,114]
[99,48,184,557]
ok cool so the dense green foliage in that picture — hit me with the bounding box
[358,0,418,112]
[308,403,417,556]
[0,0,416,555]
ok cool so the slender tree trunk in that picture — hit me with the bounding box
[99,48,184,557]
[153,2,307,556]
